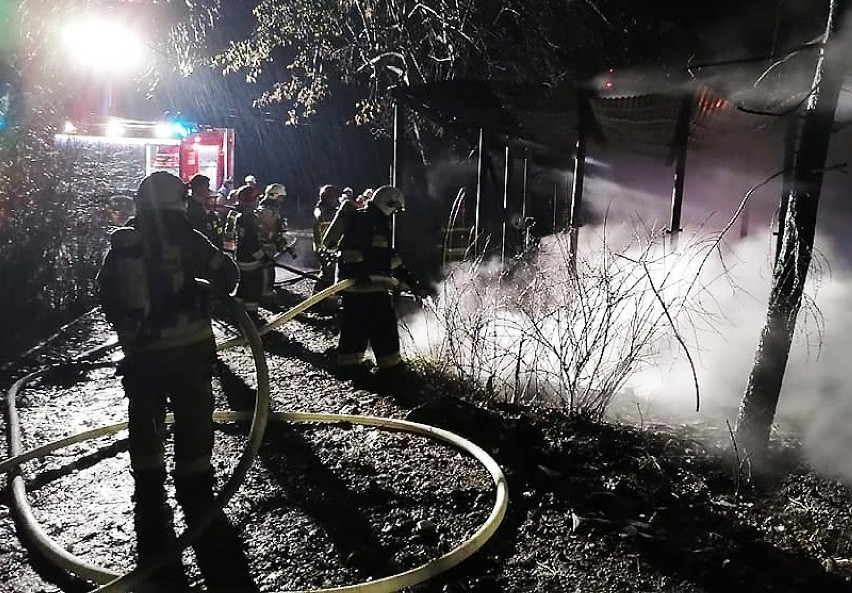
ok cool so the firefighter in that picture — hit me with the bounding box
[334,185,426,379]
[205,189,225,250]
[321,195,358,254]
[226,183,265,322]
[257,183,292,305]
[96,171,257,591]
[357,188,373,210]
[216,177,233,202]
[340,186,355,205]
[312,184,341,295]
[186,174,222,249]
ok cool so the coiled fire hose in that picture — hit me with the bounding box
[2,278,509,593]
[4,279,272,592]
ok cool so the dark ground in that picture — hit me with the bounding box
[3,277,852,593]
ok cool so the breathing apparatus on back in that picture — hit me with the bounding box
[109,227,150,337]
[370,185,405,216]
[105,172,199,347]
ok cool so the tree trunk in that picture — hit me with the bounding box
[734,0,851,460]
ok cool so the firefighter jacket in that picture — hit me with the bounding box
[230,206,266,272]
[97,211,238,353]
[186,198,222,249]
[336,203,418,293]
[312,201,338,254]
[207,209,225,250]
[321,200,357,253]
[257,197,290,257]
[223,208,238,253]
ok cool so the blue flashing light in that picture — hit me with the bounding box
[171,121,190,138]
[168,118,200,139]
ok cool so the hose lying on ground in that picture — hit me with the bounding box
[2,411,508,593]
[3,283,271,592]
[2,276,509,592]
[273,260,322,282]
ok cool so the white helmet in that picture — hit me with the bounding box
[245,174,258,186]
[264,183,286,199]
[135,171,187,211]
[370,185,405,216]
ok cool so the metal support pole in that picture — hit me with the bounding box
[668,93,693,253]
[521,151,529,251]
[391,102,400,187]
[501,145,511,265]
[104,78,113,118]
[391,102,402,247]
[521,152,529,221]
[569,97,588,273]
[552,183,558,232]
[474,127,485,258]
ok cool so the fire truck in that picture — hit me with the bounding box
[55,116,235,195]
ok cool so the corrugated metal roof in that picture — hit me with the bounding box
[393,79,776,160]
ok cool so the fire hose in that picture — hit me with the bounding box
[272,259,322,283]
[2,279,508,593]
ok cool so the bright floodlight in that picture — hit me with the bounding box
[105,119,126,137]
[155,122,172,138]
[63,121,77,134]
[62,18,147,75]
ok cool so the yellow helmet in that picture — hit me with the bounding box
[264,183,287,199]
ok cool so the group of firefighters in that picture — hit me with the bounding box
[96,170,425,591]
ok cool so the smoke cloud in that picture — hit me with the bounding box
[402,119,852,479]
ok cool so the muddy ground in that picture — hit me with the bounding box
[3,277,852,593]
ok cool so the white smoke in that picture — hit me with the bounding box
[402,115,852,478]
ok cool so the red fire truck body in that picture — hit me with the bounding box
[148,127,235,188]
[57,117,235,191]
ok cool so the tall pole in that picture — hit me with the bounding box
[668,92,693,253]
[569,93,588,274]
[391,102,400,186]
[521,150,529,251]
[104,77,113,118]
[501,145,511,264]
[521,151,529,221]
[391,102,402,247]
[474,127,485,258]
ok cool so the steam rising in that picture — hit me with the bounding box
[402,120,852,478]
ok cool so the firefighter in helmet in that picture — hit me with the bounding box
[226,183,265,322]
[257,182,292,305]
[96,171,256,591]
[333,185,426,378]
[186,173,223,249]
[312,184,341,295]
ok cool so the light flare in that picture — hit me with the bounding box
[62,18,147,75]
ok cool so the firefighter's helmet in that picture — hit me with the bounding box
[370,185,405,216]
[265,183,287,199]
[135,171,188,211]
[319,184,340,204]
[188,173,211,194]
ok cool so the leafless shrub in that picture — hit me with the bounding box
[403,223,737,420]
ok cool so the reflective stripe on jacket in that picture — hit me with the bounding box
[336,204,415,293]
[98,212,238,354]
